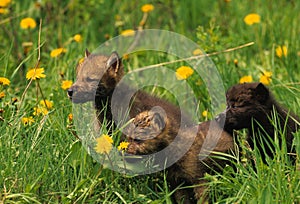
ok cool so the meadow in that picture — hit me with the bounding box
[0,0,300,203]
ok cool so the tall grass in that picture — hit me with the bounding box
[0,0,299,203]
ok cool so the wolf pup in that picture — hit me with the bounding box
[68,50,123,127]
[68,50,192,131]
[216,82,299,161]
[126,108,234,204]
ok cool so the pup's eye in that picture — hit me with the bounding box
[227,104,235,109]
[86,77,95,82]
[135,120,144,127]
[133,138,142,143]
[227,103,237,109]
[231,104,244,109]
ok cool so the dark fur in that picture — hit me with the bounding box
[68,50,192,131]
[126,109,234,204]
[216,82,299,161]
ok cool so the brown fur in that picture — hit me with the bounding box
[126,109,234,204]
[68,50,192,130]
[216,82,299,161]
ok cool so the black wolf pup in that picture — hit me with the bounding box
[216,82,299,161]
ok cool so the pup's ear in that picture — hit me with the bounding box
[254,82,269,102]
[226,84,239,98]
[106,51,122,73]
[85,49,91,58]
[153,112,166,130]
[150,106,167,131]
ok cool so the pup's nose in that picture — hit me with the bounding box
[67,88,73,98]
[215,112,226,124]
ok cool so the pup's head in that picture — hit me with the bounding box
[216,82,271,132]
[125,106,169,155]
[68,50,124,103]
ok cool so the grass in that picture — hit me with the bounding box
[0,0,300,203]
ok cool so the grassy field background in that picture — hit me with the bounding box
[0,0,300,203]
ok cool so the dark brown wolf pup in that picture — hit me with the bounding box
[126,108,234,204]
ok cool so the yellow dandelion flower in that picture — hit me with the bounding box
[12,97,18,104]
[0,0,11,7]
[260,75,271,85]
[94,134,113,154]
[239,75,253,84]
[275,45,288,58]
[122,54,129,60]
[61,80,73,90]
[202,110,208,117]
[259,71,272,85]
[120,29,135,37]
[0,91,5,99]
[33,107,49,116]
[21,117,35,125]
[26,68,46,80]
[50,48,67,58]
[117,141,129,151]
[73,34,82,42]
[115,20,124,27]
[141,4,154,13]
[263,71,272,78]
[39,100,53,109]
[0,8,9,14]
[244,13,261,25]
[175,66,194,80]
[68,113,73,122]
[192,49,203,56]
[233,59,238,66]
[20,17,37,29]
[78,57,85,64]
[0,77,10,86]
